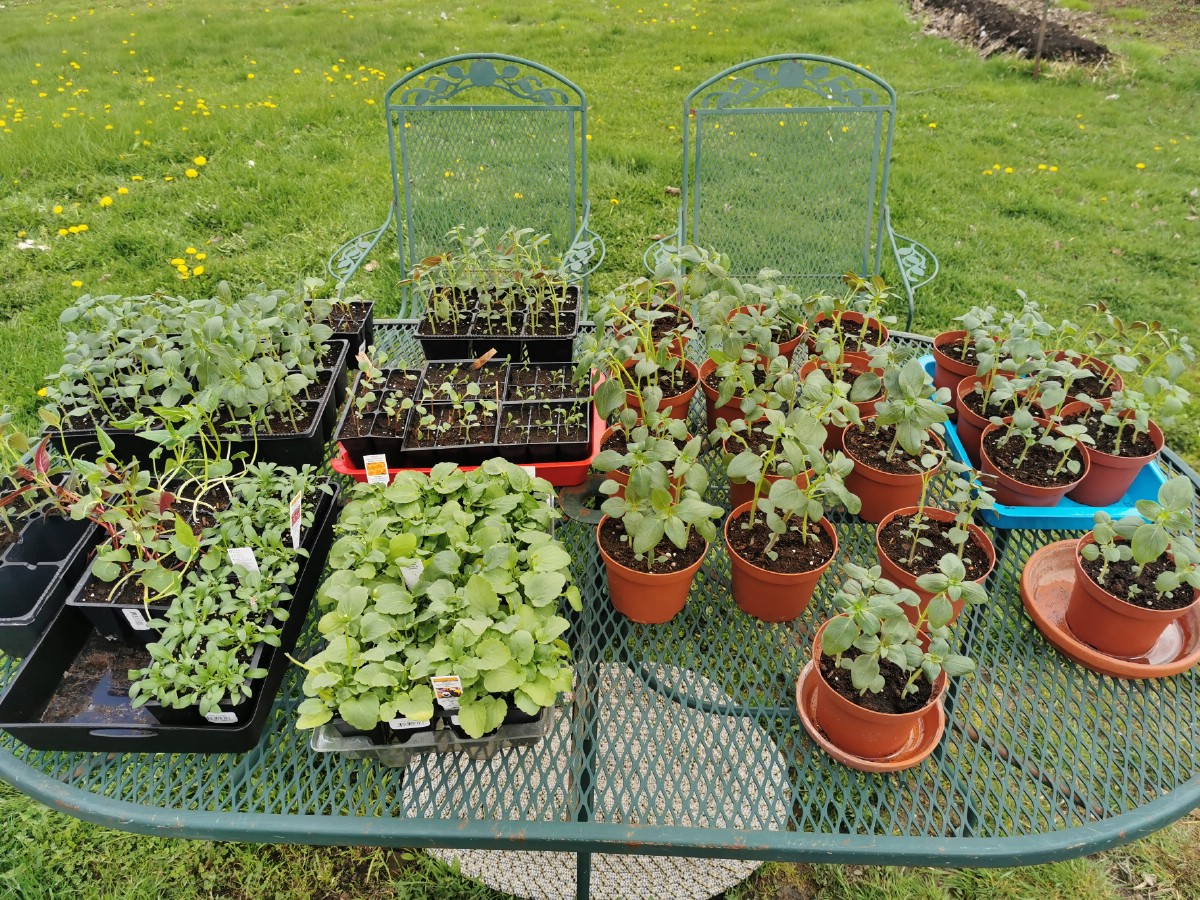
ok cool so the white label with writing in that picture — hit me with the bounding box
[289,491,303,549]
[123,608,150,631]
[363,454,391,485]
[228,547,260,574]
[204,711,239,725]
[389,717,426,731]
[401,562,423,589]
[450,714,461,726]
[431,674,463,710]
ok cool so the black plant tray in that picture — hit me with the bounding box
[0,517,99,657]
[0,481,340,753]
[415,288,581,363]
[324,300,375,360]
[67,481,341,645]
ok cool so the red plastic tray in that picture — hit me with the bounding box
[331,401,604,487]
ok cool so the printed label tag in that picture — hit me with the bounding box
[401,562,423,589]
[204,711,239,725]
[389,717,426,730]
[123,608,150,631]
[450,714,460,726]
[363,454,391,485]
[431,674,463,710]
[228,547,260,575]
[289,491,303,550]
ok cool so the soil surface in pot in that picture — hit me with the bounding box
[38,633,148,723]
[878,514,991,579]
[473,304,523,336]
[619,306,691,343]
[1063,410,1156,458]
[523,311,577,337]
[408,409,497,449]
[498,419,586,446]
[961,388,1016,420]
[423,363,504,395]
[982,428,1084,488]
[843,425,939,476]
[727,515,834,573]
[215,404,318,437]
[701,362,768,392]
[813,318,885,353]
[599,516,705,574]
[937,337,980,368]
[1079,552,1196,612]
[818,648,934,715]
[326,302,371,334]
[638,364,697,398]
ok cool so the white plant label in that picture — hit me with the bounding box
[389,717,426,730]
[204,711,238,725]
[289,491,303,549]
[450,715,461,726]
[401,562,423,589]
[363,454,391,485]
[431,674,463,710]
[228,547,260,575]
[123,608,150,631]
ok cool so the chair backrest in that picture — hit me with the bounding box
[385,54,588,315]
[680,55,896,292]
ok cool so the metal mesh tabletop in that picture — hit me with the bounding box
[1,327,1198,881]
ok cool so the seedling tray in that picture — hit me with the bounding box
[415,286,581,363]
[920,355,1169,530]
[0,481,339,753]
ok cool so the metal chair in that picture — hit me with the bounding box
[329,54,604,317]
[647,55,937,330]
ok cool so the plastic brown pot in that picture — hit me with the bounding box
[798,358,884,454]
[804,311,889,358]
[810,616,946,759]
[699,358,746,432]
[955,373,1012,467]
[875,506,996,627]
[979,418,1089,507]
[931,330,977,400]
[1066,408,1164,508]
[596,515,706,624]
[724,503,835,622]
[624,358,700,422]
[841,419,944,524]
[1065,533,1200,657]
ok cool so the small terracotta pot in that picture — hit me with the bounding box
[699,358,746,432]
[875,506,996,627]
[805,311,890,359]
[597,515,707,624]
[931,330,976,401]
[1065,407,1164,508]
[624,358,700,422]
[1065,533,1200,657]
[810,616,946,759]
[955,373,1012,467]
[841,418,944,524]
[724,504,835,622]
[979,418,1089,507]
[798,358,885,454]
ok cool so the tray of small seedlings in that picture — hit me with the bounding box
[334,351,596,474]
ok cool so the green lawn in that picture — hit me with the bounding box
[1,0,1198,897]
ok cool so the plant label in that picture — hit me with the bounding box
[228,547,260,577]
[401,562,422,589]
[289,491,303,550]
[430,674,463,710]
[204,711,239,725]
[389,717,426,730]
[363,454,391,485]
[123,608,151,631]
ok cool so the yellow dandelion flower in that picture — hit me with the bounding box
[68,226,80,234]
[171,257,185,265]
[131,175,143,181]
[53,205,63,214]
[1004,167,1013,174]
[193,265,205,276]
[1038,164,1047,170]
[293,69,301,74]
[514,192,523,199]
[164,175,174,181]
[928,123,937,129]
[193,155,207,166]
[17,231,25,238]
[195,252,206,261]
[1078,124,1085,130]
[99,196,114,207]
[37,387,48,397]
[246,73,255,79]
[146,76,154,83]
[71,280,82,288]
[105,124,113,131]
[982,170,992,176]
[185,168,198,178]
[176,263,189,274]
[1049,166,1058,172]
[77,224,88,232]
[993,164,1001,169]
[610,198,619,205]
[186,246,197,254]
[749,151,757,158]
[585,133,591,140]
[1135,162,1145,169]
[673,65,681,71]
[444,170,452,177]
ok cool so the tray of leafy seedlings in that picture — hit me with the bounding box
[410,225,581,363]
[0,465,340,753]
[301,279,375,359]
[42,286,349,470]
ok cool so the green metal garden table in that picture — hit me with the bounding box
[1,327,1198,900]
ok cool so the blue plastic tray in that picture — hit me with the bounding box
[920,355,1166,531]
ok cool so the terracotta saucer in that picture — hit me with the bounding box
[794,661,946,773]
[1020,540,1200,679]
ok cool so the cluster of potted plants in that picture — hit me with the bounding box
[295,459,579,744]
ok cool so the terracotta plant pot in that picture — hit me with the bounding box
[1065,533,1200,657]
[841,418,944,524]
[875,506,996,627]
[699,358,746,432]
[810,616,946,759]
[596,515,706,624]
[955,373,1012,467]
[979,418,1089,507]
[1066,408,1164,508]
[805,311,890,359]
[725,304,807,361]
[798,358,884,454]
[931,330,976,401]
[624,358,700,422]
[724,503,835,622]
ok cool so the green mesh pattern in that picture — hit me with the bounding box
[0,328,1198,863]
